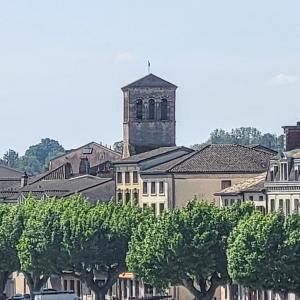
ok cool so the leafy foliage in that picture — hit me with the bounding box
[1,138,65,175]
[127,201,254,300]
[61,201,150,300]
[227,212,287,292]
[191,127,284,151]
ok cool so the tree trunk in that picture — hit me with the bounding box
[181,277,218,300]
[23,272,49,300]
[0,271,9,300]
[93,291,106,300]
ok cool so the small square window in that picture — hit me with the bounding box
[221,180,232,190]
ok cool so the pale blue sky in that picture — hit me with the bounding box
[1,1,300,155]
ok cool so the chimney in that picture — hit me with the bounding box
[282,121,300,151]
[20,172,28,187]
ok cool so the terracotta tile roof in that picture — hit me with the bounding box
[215,173,266,196]
[121,73,177,90]
[170,144,274,173]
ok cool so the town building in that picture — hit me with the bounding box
[168,144,274,207]
[114,146,193,214]
[216,172,267,213]
[49,142,121,175]
[0,164,26,203]
[122,73,177,158]
[264,121,300,216]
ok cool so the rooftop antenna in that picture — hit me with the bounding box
[148,60,151,74]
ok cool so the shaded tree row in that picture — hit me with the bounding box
[0,197,150,300]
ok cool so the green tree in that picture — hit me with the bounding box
[127,201,254,300]
[61,201,149,300]
[17,198,69,300]
[24,138,64,173]
[191,127,284,151]
[113,141,124,154]
[2,149,20,168]
[0,205,21,300]
[227,212,287,294]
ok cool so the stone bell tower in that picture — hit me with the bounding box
[122,73,177,158]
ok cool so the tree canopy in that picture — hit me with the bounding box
[127,201,254,300]
[191,127,284,151]
[61,201,151,300]
[1,138,65,175]
[227,211,297,295]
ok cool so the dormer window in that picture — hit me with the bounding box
[295,166,299,181]
[280,162,288,181]
[82,147,93,154]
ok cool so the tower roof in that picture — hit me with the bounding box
[121,73,177,90]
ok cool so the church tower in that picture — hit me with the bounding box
[122,73,177,158]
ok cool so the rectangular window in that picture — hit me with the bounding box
[230,199,235,206]
[151,182,156,195]
[117,172,122,184]
[259,195,264,201]
[143,182,148,195]
[117,192,123,202]
[224,199,228,207]
[294,199,299,213]
[270,199,275,212]
[286,199,291,216]
[76,280,81,296]
[270,170,274,181]
[159,182,164,194]
[249,196,254,201]
[159,203,165,214]
[279,199,284,211]
[63,280,68,291]
[133,171,138,184]
[151,203,156,214]
[281,163,288,181]
[133,191,139,205]
[221,180,232,190]
[125,172,130,184]
[295,169,299,181]
[70,280,75,292]
[125,192,130,204]
[224,285,228,299]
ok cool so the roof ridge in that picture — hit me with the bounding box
[0,164,24,174]
[50,141,121,162]
[121,73,177,90]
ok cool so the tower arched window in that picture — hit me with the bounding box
[161,99,168,120]
[136,99,143,120]
[148,99,155,120]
